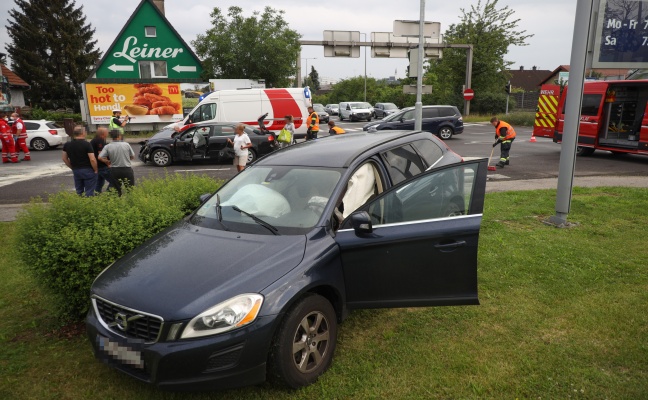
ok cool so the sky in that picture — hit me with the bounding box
[0,0,578,82]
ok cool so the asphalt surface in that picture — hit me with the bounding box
[2,121,648,221]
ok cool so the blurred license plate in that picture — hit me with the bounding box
[97,335,144,369]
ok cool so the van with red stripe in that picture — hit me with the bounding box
[171,88,312,138]
[552,80,648,156]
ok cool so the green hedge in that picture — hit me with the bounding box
[27,107,83,124]
[13,173,222,321]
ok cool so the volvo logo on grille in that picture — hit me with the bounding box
[109,312,144,331]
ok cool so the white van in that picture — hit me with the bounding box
[339,101,373,122]
[171,88,312,137]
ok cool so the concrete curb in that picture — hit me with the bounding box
[2,176,647,223]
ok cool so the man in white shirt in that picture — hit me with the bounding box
[227,124,252,172]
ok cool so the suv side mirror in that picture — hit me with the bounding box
[350,211,373,235]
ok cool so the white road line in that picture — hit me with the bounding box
[0,164,70,188]
[173,168,232,172]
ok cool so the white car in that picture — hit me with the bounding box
[1,119,68,151]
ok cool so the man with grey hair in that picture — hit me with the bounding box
[62,125,98,196]
[98,130,135,196]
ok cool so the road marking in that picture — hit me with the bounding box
[0,164,69,188]
[173,168,232,172]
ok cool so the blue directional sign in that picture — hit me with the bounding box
[592,0,648,68]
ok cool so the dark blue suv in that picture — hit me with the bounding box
[363,105,464,140]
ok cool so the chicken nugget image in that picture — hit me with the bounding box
[132,96,152,108]
[152,101,173,109]
[150,106,177,115]
[143,93,170,103]
[135,85,163,96]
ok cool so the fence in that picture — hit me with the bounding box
[511,91,540,111]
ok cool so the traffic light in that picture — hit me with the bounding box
[505,82,511,94]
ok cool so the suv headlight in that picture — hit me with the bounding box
[181,294,263,339]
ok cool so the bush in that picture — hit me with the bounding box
[13,173,222,321]
[471,92,516,115]
[27,107,83,124]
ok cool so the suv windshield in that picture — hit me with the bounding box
[383,103,398,110]
[383,109,410,121]
[313,105,326,112]
[192,166,342,235]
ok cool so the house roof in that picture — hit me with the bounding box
[1,64,30,88]
[538,65,631,85]
[86,0,203,83]
[508,68,552,91]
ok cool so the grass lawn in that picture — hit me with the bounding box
[1,187,647,399]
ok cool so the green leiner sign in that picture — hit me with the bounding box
[94,0,202,80]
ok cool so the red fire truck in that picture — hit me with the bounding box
[533,80,648,156]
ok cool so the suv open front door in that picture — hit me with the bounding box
[335,159,487,309]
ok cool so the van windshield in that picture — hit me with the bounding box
[350,103,368,109]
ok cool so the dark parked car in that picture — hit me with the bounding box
[363,105,464,140]
[373,102,399,119]
[312,104,330,123]
[139,122,278,167]
[86,130,487,390]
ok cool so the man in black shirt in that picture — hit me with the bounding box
[62,125,98,197]
[90,126,115,193]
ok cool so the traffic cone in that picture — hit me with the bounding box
[530,135,537,142]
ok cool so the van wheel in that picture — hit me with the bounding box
[576,146,595,156]
[439,127,454,140]
[366,117,372,122]
[269,294,337,389]
[339,115,344,121]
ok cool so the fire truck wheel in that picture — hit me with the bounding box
[576,146,595,156]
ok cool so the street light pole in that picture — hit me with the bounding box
[302,57,317,86]
[361,33,367,102]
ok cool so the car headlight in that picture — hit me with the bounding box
[181,294,263,339]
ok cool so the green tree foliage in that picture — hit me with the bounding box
[322,76,417,108]
[426,0,532,113]
[308,66,321,91]
[193,6,301,88]
[14,174,223,321]
[5,0,101,111]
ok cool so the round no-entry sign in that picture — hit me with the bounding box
[463,88,475,101]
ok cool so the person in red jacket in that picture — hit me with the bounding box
[0,111,19,163]
[490,116,517,168]
[11,113,30,161]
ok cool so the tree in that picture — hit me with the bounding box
[426,0,532,113]
[193,6,301,88]
[308,66,320,91]
[5,0,101,111]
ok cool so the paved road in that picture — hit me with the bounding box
[1,120,647,221]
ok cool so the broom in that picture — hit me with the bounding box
[487,143,497,171]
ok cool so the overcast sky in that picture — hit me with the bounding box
[1,0,578,81]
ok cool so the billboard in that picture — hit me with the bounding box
[592,0,648,68]
[85,83,183,124]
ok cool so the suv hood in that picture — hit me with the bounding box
[91,222,306,320]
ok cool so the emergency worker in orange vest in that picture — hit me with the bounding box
[328,120,345,134]
[0,110,19,163]
[491,116,516,168]
[11,113,30,161]
[306,106,319,141]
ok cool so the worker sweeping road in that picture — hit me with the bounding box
[490,116,516,168]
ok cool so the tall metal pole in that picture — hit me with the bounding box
[360,33,367,102]
[414,0,425,131]
[548,0,595,226]
[463,45,473,116]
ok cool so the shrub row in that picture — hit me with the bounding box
[26,107,83,124]
[13,173,222,321]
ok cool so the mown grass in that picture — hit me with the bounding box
[1,187,647,399]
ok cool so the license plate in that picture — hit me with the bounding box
[97,335,144,369]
